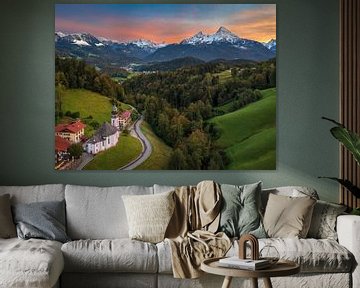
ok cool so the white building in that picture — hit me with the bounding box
[85,122,119,154]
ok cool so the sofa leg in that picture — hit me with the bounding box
[221,276,232,288]
[263,277,273,288]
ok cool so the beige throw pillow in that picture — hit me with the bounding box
[122,191,175,243]
[263,193,316,238]
[0,194,17,238]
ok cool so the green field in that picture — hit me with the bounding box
[135,122,173,170]
[83,134,142,170]
[61,89,130,136]
[210,88,276,169]
[214,69,232,84]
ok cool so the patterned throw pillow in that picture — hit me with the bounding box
[307,200,347,240]
[218,182,266,238]
[263,194,316,238]
[122,191,175,243]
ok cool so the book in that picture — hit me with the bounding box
[218,257,271,270]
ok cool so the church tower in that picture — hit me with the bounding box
[111,104,119,129]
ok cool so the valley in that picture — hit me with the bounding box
[55,26,276,170]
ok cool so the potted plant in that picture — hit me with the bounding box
[320,117,360,215]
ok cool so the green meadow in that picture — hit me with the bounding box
[210,88,276,169]
[83,134,142,170]
[61,89,130,136]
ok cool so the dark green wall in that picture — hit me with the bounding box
[0,0,340,202]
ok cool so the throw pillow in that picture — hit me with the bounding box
[122,191,175,243]
[12,200,70,243]
[263,193,316,238]
[218,182,266,238]
[0,194,17,238]
[307,200,347,240]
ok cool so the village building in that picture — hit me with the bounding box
[55,136,71,162]
[119,110,132,129]
[111,105,132,130]
[55,120,86,143]
[85,122,119,154]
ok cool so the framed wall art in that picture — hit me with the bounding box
[55,4,276,170]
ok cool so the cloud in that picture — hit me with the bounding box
[55,4,276,43]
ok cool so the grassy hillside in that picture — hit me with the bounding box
[83,134,142,170]
[210,88,276,169]
[61,89,130,136]
[214,69,232,84]
[135,122,173,170]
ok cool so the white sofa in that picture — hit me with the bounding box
[0,184,358,288]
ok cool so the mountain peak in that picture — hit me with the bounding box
[216,26,232,34]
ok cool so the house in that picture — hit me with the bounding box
[119,110,132,129]
[55,135,71,162]
[85,122,120,154]
[55,120,86,143]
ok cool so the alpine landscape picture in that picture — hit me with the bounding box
[55,4,276,170]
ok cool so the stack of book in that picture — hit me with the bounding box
[218,257,271,270]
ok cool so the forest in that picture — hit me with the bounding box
[55,56,276,169]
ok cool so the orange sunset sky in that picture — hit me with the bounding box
[56,4,276,43]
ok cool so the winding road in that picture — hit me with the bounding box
[117,116,152,170]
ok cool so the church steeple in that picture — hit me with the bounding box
[111,104,119,129]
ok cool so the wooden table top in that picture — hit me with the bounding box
[201,257,300,278]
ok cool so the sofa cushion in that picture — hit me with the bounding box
[263,194,316,238]
[12,200,70,243]
[122,191,175,243]
[157,238,353,274]
[218,182,266,238]
[65,185,153,239]
[307,200,347,240]
[0,238,64,288]
[61,239,158,273]
[0,194,16,238]
[0,184,65,204]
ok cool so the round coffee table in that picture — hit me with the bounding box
[201,257,300,288]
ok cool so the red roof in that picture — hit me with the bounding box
[55,136,71,152]
[119,111,131,120]
[55,120,86,133]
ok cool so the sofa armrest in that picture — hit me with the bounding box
[337,215,360,288]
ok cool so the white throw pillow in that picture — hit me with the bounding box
[122,191,175,243]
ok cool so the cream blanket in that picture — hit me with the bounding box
[165,181,231,278]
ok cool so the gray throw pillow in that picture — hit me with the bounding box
[0,194,17,238]
[218,182,266,238]
[307,200,347,240]
[12,200,70,243]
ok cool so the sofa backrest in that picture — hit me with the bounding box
[65,184,153,240]
[0,184,65,204]
[261,186,319,212]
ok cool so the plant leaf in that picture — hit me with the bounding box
[319,177,360,199]
[322,117,360,165]
[330,127,360,165]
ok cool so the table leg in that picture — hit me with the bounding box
[221,276,233,288]
[263,277,273,288]
[251,278,258,288]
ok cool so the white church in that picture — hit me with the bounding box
[85,105,131,155]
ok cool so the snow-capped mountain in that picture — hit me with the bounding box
[147,27,275,62]
[128,39,166,49]
[262,39,276,52]
[55,29,276,68]
[55,32,104,47]
[181,27,240,45]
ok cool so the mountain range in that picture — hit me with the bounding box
[55,27,276,69]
